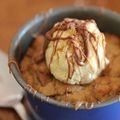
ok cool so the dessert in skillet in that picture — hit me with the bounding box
[20,18,120,109]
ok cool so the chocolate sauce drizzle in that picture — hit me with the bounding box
[46,18,102,80]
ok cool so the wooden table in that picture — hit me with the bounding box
[0,0,120,119]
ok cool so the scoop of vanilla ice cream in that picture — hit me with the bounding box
[45,18,108,84]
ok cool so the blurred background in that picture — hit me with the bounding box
[0,0,120,119]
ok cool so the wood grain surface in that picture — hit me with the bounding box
[0,0,120,120]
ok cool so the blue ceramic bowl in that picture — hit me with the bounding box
[9,6,120,120]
